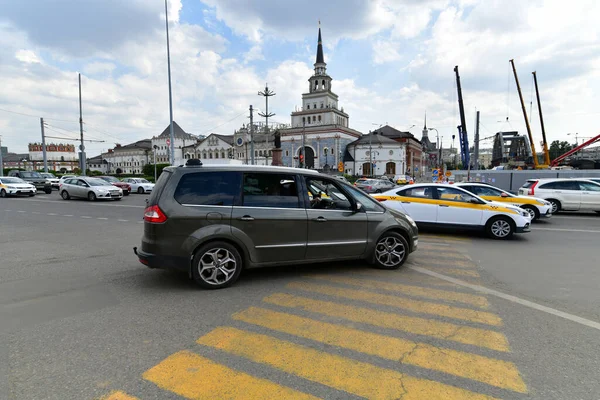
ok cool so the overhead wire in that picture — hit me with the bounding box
[0,107,78,123]
[198,110,247,136]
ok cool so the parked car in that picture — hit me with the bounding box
[59,174,76,184]
[98,176,131,196]
[0,177,37,197]
[355,178,396,193]
[373,183,532,239]
[331,175,351,184]
[60,177,123,201]
[394,175,411,185]
[456,182,552,220]
[134,161,419,289]
[40,172,60,190]
[7,170,52,194]
[122,177,154,194]
[518,178,600,214]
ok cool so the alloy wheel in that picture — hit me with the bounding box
[490,219,512,238]
[524,207,536,220]
[375,236,406,267]
[197,248,237,285]
[549,200,559,214]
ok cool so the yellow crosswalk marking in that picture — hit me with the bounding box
[307,275,489,308]
[234,307,526,393]
[431,268,481,278]
[416,250,471,261]
[143,350,319,400]
[198,327,498,400]
[264,293,509,352]
[288,281,501,326]
[418,259,477,269]
[357,270,459,287]
[98,391,139,400]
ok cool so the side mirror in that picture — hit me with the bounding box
[500,192,509,198]
[353,202,363,213]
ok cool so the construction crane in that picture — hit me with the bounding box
[454,66,470,169]
[510,59,546,169]
[532,71,551,166]
[550,134,600,167]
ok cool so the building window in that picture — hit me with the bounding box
[209,153,213,159]
[221,152,225,158]
[318,115,321,122]
[320,102,324,108]
[313,103,317,109]
[313,116,316,122]
[215,152,219,159]
[203,152,207,159]
[306,104,310,109]
[307,118,310,124]
[285,150,289,156]
[255,150,258,157]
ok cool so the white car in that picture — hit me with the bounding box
[40,172,60,189]
[518,178,600,214]
[122,178,155,194]
[60,177,123,201]
[0,177,37,197]
[59,175,77,184]
[456,182,552,221]
[373,183,532,239]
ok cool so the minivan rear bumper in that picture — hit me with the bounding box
[133,247,188,272]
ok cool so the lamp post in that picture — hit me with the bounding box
[153,145,158,181]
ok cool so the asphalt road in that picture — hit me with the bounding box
[1,193,599,400]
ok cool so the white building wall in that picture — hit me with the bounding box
[103,149,151,174]
[345,144,407,176]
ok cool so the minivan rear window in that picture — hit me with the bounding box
[174,171,240,206]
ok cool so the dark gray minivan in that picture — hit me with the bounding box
[134,161,418,288]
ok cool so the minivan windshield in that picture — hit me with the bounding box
[20,172,42,178]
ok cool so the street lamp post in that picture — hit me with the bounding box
[153,145,158,181]
[165,0,175,166]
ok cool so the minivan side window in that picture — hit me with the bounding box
[242,173,300,208]
[174,171,240,206]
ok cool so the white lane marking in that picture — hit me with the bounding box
[410,266,600,332]
[17,210,26,213]
[63,214,73,217]
[137,221,143,224]
[81,216,92,219]
[31,211,40,214]
[47,213,57,216]
[5,209,12,212]
[532,227,600,233]
[15,198,145,208]
[552,216,600,221]
[117,219,129,222]
[97,217,108,220]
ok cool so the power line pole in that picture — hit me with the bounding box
[249,105,255,165]
[258,84,275,166]
[301,119,306,168]
[165,0,175,166]
[473,111,480,172]
[369,131,373,177]
[78,73,86,175]
[40,117,48,172]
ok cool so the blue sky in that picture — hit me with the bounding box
[0,0,598,157]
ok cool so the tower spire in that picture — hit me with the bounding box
[315,23,325,65]
[424,111,427,129]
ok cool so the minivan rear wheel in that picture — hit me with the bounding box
[372,232,408,270]
[192,241,242,289]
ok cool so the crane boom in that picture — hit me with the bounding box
[533,71,551,166]
[454,66,470,169]
[510,59,540,168]
[551,134,600,167]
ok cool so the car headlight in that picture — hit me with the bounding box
[7,185,16,189]
[403,215,417,227]
[520,210,530,217]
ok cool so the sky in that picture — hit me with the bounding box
[0,0,598,157]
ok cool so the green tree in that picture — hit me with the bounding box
[549,140,573,161]
[142,163,170,177]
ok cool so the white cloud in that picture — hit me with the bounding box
[372,40,402,64]
[83,62,116,76]
[15,49,42,64]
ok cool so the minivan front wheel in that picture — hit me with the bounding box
[372,232,408,270]
[192,242,242,289]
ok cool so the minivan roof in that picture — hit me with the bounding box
[167,164,321,175]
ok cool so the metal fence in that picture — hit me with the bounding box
[449,170,600,192]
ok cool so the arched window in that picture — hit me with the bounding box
[322,79,325,89]
[255,150,258,157]
[313,116,316,122]
[209,152,213,159]
[221,152,225,158]
[306,104,310,109]
[203,152,207,159]
[215,152,219,159]
[318,115,321,122]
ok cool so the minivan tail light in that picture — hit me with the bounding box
[144,205,167,223]
[528,181,539,196]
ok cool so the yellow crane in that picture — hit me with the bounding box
[510,59,548,169]
[532,71,552,166]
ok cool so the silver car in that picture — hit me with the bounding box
[60,177,123,201]
[355,178,396,193]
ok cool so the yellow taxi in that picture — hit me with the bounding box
[373,183,532,239]
[455,183,552,221]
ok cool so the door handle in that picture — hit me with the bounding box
[439,204,449,207]
[555,191,562,193]
[401,201,411,204]
[313,217,328,222]
[239,215,254,221]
